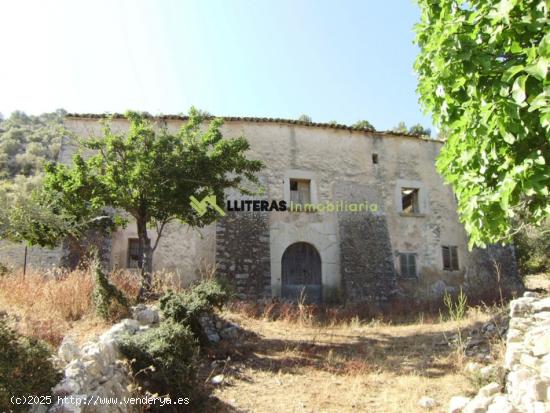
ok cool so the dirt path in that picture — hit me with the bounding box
[201,311,498,413]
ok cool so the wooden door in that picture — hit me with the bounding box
[281,242,322,303]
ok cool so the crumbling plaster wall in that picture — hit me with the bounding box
[55,117,515,300]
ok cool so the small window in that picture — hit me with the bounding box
[372,153,379,164]
[399,253,417,278]
[442,246,459,270]
[401,188,419,213]
[127,238,141,269]
[289,179,311,205]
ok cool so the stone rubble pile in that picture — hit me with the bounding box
[32,304,240,413]
[38,305,161,413]
[448,292,550,413]
[198,313,241,343]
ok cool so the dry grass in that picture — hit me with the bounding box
[0,267,182,346]
[0,269,94,320]
[202,304,503,413]
[0,269,95,345]
[0,266,512,411]
[226,285,511,329]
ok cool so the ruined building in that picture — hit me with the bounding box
[0,115,523,303]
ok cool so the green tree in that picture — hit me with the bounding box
[408,123,431,137]
[0,174,110,255]
[352,119,376,131]
[392,121,408,133]
[414,0,549,247]
[43,109,263,297]
[298,114,312,122]
[0,110,66,178]
[513,220,550,275]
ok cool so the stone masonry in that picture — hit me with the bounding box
[448,293,550,413]
[338,213,398,301]
[215,211,271,300]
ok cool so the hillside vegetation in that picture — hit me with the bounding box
[0,110,66,179]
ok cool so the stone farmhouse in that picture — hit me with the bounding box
[0,115,522,303]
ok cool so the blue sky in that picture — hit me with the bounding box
[0,0,433,132]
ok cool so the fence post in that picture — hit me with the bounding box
[23,246,27,277]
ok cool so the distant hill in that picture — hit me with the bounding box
[0,110,66,179]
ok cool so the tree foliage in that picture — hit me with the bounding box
[352,119,376,131]
[513,219,550,275]
[43,109,263,296]
[0,110,105,251]
[0,110,66,178]
[392,121,408,133]
[0,320,61,412]
[298,114,312,122]
[391,121,431,136]
[415,0,549,247]
[0,168,111,249]
[408,123,432,137]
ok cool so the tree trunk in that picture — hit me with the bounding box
[137,217,153,301]
[62,234,86,270]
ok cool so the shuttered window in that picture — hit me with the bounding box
[442,246,459,270]
[127,238,141,268]
[399,253,417,278]
[290,179,311,205]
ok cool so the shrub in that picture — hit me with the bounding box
[0,319,61,412]
[117,320,199,402]
[514,222,550,276]
[92,262,129,321]
[0,263,8,276]
[159,278,229,341]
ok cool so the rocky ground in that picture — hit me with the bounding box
[201,308,506,412]
[445,293,550,413]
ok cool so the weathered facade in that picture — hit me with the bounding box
[0,115,523,302]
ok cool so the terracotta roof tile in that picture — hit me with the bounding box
[65,113,441,142]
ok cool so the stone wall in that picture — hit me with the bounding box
[338,212,398,302]
[448,293,550,413]
[60,230,112,271]
[215,211,271,300]
[0,240,62,271]
[464,245,524,298]
[58,117,521,303]
[45,306,160,413]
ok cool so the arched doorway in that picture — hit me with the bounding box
[281,242,322,304]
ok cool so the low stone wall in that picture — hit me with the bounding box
[42,306,160,413]
[33,305,240,413]
[448,293,550,413]
[0,240,62,270]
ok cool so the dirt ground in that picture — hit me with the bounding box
[200,274,550,413]
[3,270,546,412]
[201,309,502,413]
